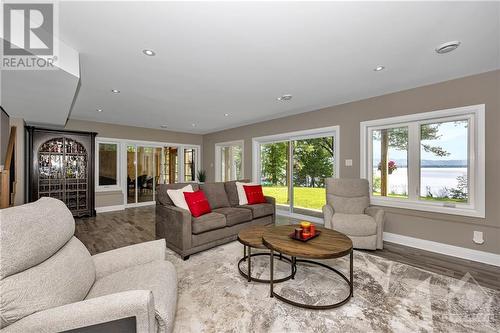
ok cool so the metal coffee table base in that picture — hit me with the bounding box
[238,245,296,283]
[269,249,354,310]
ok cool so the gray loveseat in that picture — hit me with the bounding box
[0,197,177,333]
[156,180,275,260]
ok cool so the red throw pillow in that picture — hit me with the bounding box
[243,185,266,205]
[184,190,211,217]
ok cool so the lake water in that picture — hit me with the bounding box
[374,167,467,196]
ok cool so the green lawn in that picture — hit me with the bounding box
[262,186,325,211]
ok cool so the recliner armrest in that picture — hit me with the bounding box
[155,204,192,252]
[0,290,156,333]
[365,206,385,249]
[322,204,334,229]
[92,239,166,279]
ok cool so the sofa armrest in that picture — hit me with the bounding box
[92,239,166,279]
[155,204,192,252]
[365,206,385,249]
[0,290,156,333]
[322,204,334,229]
[264,195,275,206]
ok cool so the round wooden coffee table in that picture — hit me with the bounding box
[262,225,353,309]
[237,225,295,283]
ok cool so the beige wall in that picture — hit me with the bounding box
[66,119,203,208]
[202,70,500,255]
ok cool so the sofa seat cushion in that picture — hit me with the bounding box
[331,213,377,237]
[86,260,177,333]
[213,207,253,227]
[191,212,226,235]
[239,203,274,219]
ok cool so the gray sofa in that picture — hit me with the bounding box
[322,178,384,250]
[156,180,275,260]
[0,197,177,333]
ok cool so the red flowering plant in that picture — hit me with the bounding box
[377,160,398,174]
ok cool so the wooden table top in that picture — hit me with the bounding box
[262,225,353,259]
[237,225,273,249]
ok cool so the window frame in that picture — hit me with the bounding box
[182,145,201,183]
[95,139,121,192]
[214,140,245,182]
[360,104,485,218]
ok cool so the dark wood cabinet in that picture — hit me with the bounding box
[27,127,97,217]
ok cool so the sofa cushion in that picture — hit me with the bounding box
[224,179,250,207]
[239,203,274,219]
[243,185,266,205]
[191,212,226,235]
[184,190,211,217]
[166,185,194,210]
[0,237,95,328]
[213,207,253,227]
[331,213,377,237]
[200,183,230,209]
[86,260,177,333]
[157,183,199,206]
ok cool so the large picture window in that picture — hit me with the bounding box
[96,141,120,191]
[361,105,485,217]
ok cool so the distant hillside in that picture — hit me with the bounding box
[373,159,467,168]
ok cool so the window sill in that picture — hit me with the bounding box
[370,197,485,218]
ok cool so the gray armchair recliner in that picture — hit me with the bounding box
[322,178,384,250]
[0,197,177,333]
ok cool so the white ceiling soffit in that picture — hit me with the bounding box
[0,1,80,127]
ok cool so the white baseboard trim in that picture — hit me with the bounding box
[95,205,125,213]
[383,232,500,267]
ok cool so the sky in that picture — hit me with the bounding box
[373,120,468,162]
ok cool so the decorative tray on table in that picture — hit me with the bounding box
[289,230,321,242]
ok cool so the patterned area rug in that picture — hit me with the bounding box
[165,241,499,332]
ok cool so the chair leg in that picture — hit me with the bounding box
[182,255,190,261]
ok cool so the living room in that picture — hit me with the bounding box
[0,1,499,332]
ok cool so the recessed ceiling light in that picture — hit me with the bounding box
[191,123,196,127]
[277,94,292,101]
[374,65,385,72]
[435,41,461,54]
[96,108,103,112]
[224,113,230,117]
[143,49,156,56]
[111,89,120,94]
[160,125,168,128]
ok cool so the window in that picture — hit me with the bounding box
[183,147,198,182]
[361,105,485,217]
[96,141,120,191]
[215,140,244,182]
[253,127,339,221]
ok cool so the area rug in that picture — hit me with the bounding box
[165,241,499,332]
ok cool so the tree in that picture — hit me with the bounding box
[293,138,334,188]
[261,142,288,185]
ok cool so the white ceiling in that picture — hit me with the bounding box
[6,1,500,134]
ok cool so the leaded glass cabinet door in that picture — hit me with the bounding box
[28,127,96,217]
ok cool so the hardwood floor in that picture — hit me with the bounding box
[75,206,500,291]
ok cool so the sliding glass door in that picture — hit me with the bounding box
[257,129,337,220]
[260,141,290,214]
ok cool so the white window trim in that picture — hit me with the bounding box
[182,145,202,183]
[214,140,245,182]
[95,139,121,192]
[360,104,485,218]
